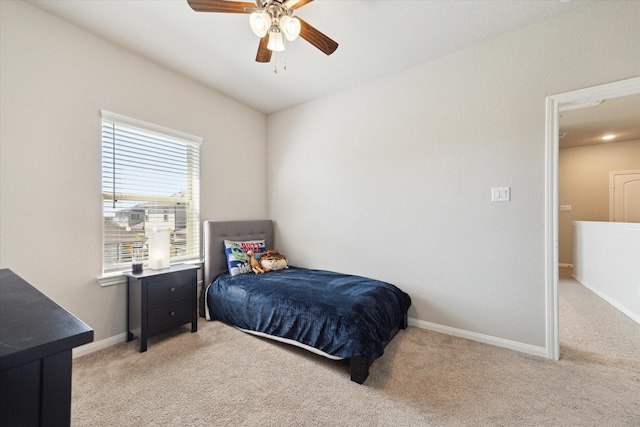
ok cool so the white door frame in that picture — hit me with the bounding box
[544,76,640,360]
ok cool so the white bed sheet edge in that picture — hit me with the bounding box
[236,327,344,360]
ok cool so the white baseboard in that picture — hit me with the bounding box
[72,332,128,358]
[573,276,640,325]
[407,317,548,358]
[73,320,549,360]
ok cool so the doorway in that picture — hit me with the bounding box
[544,76,640,360]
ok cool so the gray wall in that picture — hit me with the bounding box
[0,1,267,342]
[2,0,639,355]
[267,1,640,351]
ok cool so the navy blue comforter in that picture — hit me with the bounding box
[206,267,411,360]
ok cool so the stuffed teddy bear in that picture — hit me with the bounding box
[246,249,288,274]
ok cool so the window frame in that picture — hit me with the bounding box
[98,110,202,285]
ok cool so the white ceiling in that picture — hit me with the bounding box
[559,94,640,149]
[28,0,599,114]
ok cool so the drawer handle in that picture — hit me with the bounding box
[170,311,176,316]
[170,287,176,292]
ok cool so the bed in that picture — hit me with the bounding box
[200,219,411,384]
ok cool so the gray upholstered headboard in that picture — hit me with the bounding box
[202,219,274,289]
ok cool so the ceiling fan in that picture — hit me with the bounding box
[186,0,338,63]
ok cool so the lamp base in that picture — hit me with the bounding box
[148,260,170,270]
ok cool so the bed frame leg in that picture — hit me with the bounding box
[402,313,408,329]
[350,355,370,384]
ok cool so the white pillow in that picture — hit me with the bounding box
[223,239,266,276]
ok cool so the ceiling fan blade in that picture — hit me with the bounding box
[284,0,314,10]
[187,0,255,13]
[255,36,272,63]
[298,18,338,56]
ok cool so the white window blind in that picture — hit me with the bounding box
[100,110,202,274]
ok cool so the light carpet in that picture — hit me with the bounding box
[71,279,639,426]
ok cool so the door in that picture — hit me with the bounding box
[610,170,640,222]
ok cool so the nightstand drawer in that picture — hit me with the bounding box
[148,298,192,333]
[147,273,192,306]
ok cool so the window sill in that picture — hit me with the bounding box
[97,259,203,287]
[97,272,127,287]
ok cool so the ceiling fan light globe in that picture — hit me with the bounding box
[267,31,285,51]
[250,12,271,38]
[280,16,301,41]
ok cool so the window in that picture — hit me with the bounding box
[100,110,202,275]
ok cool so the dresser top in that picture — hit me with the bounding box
[0,269,94,370]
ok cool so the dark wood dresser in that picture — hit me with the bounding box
[125,263,199,352]
[0,268,94,427]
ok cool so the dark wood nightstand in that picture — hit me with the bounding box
[124,263,199,352]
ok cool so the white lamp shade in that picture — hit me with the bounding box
[148,230,170,270]
[250,12,271,37]
[280,16,301,41]
[267,31,285,51]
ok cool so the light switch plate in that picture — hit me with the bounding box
[560,205,572,212]
[491,187,511,202]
